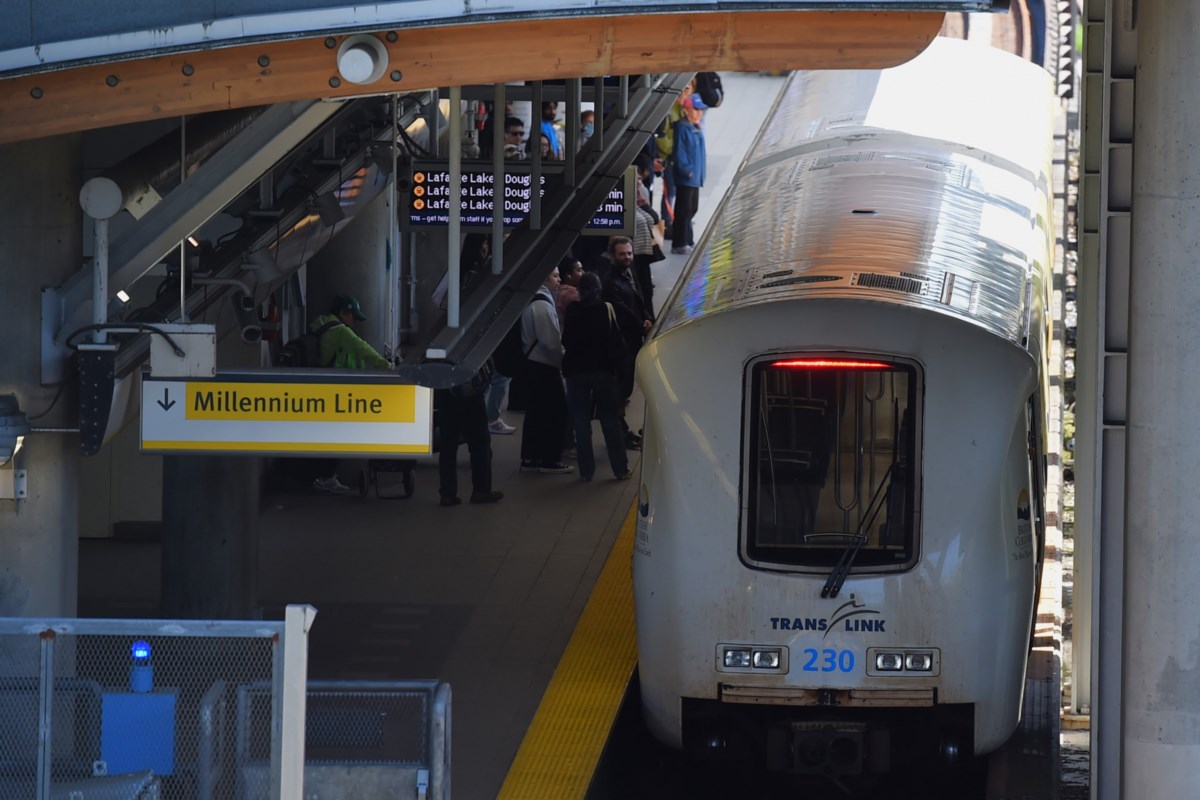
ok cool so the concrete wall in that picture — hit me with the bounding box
[0,135,83,615]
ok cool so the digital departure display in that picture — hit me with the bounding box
[406,162,633,234]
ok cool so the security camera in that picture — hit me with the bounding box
[231,294,263,344]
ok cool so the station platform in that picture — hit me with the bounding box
[77,69,788,799]
[77,50,1073,798]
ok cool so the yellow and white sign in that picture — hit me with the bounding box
[140,376,433,455]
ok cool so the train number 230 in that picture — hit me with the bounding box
[801,648,855,673]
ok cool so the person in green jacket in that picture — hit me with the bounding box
[312,294,391,369]
[310,294,390,493]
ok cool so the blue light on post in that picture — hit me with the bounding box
[130,639,153,693]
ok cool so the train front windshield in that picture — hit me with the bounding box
[744,357,918,570]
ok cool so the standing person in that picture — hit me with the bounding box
[631,181,662,316]
[486,369,516,435]
[308,294,391,493]
[519,267,574,474]
[579,109,595,149]
[556,253,584,327]
[540,102,562,159]
[562,273,632,482]
[655,77,695,234]
[503,116,527,159]
[601,237,653,450]
[671,100,706,254]
[437,360,504,506]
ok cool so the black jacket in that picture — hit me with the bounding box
[601,268,649,347]
[562,299,627,377]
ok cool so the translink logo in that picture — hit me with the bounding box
[769,594,886,639]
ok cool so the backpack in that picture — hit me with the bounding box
[450,357,496,399]
[491,295,551,377]
[277,320,342,367]
[695,72,724,108]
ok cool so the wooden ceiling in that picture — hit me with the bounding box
[0,11,945,145]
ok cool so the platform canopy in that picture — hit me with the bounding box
[0,1,986,143]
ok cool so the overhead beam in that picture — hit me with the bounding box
[0,11,944,144]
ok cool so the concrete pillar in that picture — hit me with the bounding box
[161,455,259,618]
[308,187,395,350]
[1122,0,1200,793]
[0,136,83,617]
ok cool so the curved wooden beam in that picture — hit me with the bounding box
[0,11,944,145]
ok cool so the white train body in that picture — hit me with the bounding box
[633,39,1055,775]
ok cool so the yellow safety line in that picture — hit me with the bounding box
[497,504,638,800]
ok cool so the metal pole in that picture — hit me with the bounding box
[79,176,123,345]
[92,218,108,345]
[565,78,579,186]
[531,82,542,230]
[179,116,188,323]
[492,83,505,276]
[389,94,401,357]
[447,86,462,329]
[431,682,452,800]
[593,77,605,153]
[407,235,419,333]
[36,632,54,800]
[427,89,440,158]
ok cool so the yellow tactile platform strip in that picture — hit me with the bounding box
[497,504,638,800]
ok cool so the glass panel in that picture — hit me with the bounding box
[745,357,918,569]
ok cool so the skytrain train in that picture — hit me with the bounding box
[633,38,1056,784]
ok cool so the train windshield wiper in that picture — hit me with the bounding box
[821,463,895,598]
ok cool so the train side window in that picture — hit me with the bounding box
[743,356,920,571]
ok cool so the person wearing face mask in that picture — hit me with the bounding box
[540,102,563,160]
[579,109,595,149]
[670,99,707,254]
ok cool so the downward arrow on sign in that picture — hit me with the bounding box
[157,388,176,411]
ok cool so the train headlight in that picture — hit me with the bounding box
[867,647,939,676]
[905,653,933,671]
[875,652,904,671]
[752,649,781,669]
[723,648,752,668]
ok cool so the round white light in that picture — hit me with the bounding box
[336,35,388,85]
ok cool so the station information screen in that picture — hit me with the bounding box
[406,162,634,234]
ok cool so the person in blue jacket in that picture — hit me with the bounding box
[670,101,706,253]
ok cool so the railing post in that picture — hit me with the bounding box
[276,604,316,800]
[36,629,54,800]
[431,682,452,800]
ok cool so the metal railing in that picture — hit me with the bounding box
[0,610,450,800]
[0,607,312,800]
[233,681,451,800]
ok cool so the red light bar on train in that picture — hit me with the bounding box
[771,359,893,370]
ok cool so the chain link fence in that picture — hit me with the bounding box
[0,612,303,800]
[0,612,450,800]
[237,681,450,800]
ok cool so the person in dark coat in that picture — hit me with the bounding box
[601,236,653,449]
[562,273,632,481]
[436,361,504,507]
